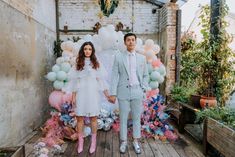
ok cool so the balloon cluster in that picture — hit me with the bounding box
[33,142,62,157]
[97,109,119,131]
[137,39,166,90]
[46,41,74,90]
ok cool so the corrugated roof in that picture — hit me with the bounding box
[144,0,188,7]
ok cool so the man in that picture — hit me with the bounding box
[109,33,149,154]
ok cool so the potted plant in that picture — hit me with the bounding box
[196,2,234,107]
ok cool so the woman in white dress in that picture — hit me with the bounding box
[70,41,110,154]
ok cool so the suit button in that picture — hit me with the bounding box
[126,86,129,88]
[127,78,129,80]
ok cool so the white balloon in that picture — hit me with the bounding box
[46,72,57,81]
[62,51,73,57]
[61,62,71,73]
[106,24,115,32]
[60,42,66,51]
[153,44,160,54]
[83,34,92,42]
[65,41,74,51]
[52,64,60,72]
[53,80,64,89]
[56,57,64,65]
[145,39,154,48]
[56,71,67,81]
[83,126,91,137]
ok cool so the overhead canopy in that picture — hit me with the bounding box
[144,0,188,7]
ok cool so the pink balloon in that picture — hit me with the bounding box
[48,91,63,111]
[152,59,162,68]
[62,93,72,103]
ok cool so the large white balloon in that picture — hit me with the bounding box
[61,62,71,73]
[46,72,57,81]
[56,71,67,81]
[53,80,64,89]
[52,64,60,72]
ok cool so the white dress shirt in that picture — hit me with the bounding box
[126,51,139,86]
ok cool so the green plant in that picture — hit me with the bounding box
[171,84,196,103]
[53,39,63,58]
[180,32,201,87]
[196,106,235,130]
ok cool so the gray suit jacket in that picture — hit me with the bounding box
[110,50,149,100]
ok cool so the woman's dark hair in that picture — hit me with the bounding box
[76,41,99,71]
[124,33,137,42]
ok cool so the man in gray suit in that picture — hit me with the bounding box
[109,33,149,154]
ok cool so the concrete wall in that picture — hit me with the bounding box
[58,0,160,41]
[0,0,56,147]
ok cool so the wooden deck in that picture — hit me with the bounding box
[24,129,205,157]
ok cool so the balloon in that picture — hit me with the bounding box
[62,93,72,103]
[83,34,92,42]
[62,51,73,57]
[150,71,161,81]
[97,119,104,130]
[56,57,64,65]
[158,65,166,76]
[149,81,159,89]
[52,64,60,72]
[53,80,64,89]
[48,91,63,111]
[46,72,57,81]
[152,59,162,68]
[60,42,66,51]
[147,64,153,73]
[56,71,67,81]
[153,44,160,54]
[83,126,91,137]
[145,51,155,59]
[65,41,74,52]
[157,75,164,83]
[61,62,71,73]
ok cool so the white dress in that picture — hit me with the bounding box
[67,58,108,117]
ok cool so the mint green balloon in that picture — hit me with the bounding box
[147,63,153,73]
[149,81,159,89]
[150,71,161,81]
[47,72,56,81]
[56,57,64,65]
[52,64,60,72]
[157,75,164,83]
[56,71,67,81]
[158,65,166,76]
[53,80,64,89]
[61,62,71,73]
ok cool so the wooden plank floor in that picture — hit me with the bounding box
[25,129,205,157]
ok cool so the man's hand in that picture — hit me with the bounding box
[108,95,116,104]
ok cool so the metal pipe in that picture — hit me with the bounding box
[175,9,182,83]
[55,0,59,41]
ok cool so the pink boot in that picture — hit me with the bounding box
[89,133,97,154]
[77,133,84,153]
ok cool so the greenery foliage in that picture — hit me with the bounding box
[174,1,235,105]
[196,106,235,130]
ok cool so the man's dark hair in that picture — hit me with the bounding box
[124,33,137,42]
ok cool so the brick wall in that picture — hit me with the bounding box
[158,3,179,95]
[58,0,159,34]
